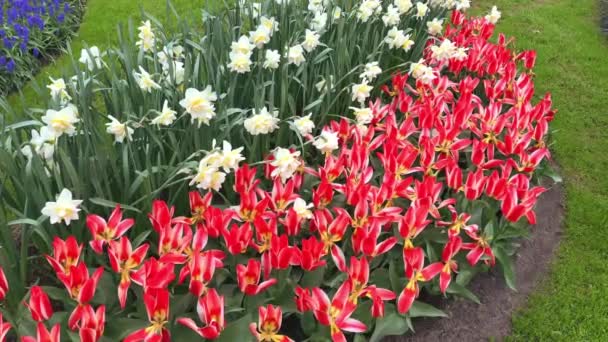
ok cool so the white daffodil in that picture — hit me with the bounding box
[232,35,255,55]
[361,62,382,81]
[157,44,184,67]
[164,60,185,85]
[228,51,253,73]
[332,6,343,19]
[190,161,226,191]
[24,126,56,160]
[427,18,444,36]
[315,79,327,92]
[263,49,281,69]
[415,2,429,19]
[431,39,458,60]
[308,0,324,13]
[351,106,374,125]
[260,16,279,34]
[179,86,218,127]
[152,100,177,126]
[357,0,382,22]
[454,47,468,61]
[287,45,306,66]
[385,27,414,51]
[270,147,301,182]
[219,140,245,172]
[302,29,321,52]
[293,198,313,219]
[105,115,133,143]
[314,130,339,154]
[249,26,271,48]
[351,80,373,103]
[244,107,280,135]
[456,0,471,11]
[133,66,161,93]
[293,114,315,135]
[310,11,328,31]
[395,0,413,13]
[409,59,426,79]
[78,46,102,71]
[382,5,401,26]
[41,188,82,225]
[47,77,70,102]
[136,20,155,52]
[485,6,501,24]
[41,105,79,137]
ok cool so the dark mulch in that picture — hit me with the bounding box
[387,179,565,341]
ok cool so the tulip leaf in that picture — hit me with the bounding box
[408,301,447,318]
[103,318,149,340]
[216,313,252,342]
[89,197,142,213]
[494,246,517,291]
[446,282,481,304]
[369,307,409,342]
[300,265,326,288]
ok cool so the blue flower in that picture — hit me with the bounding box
[6,59,16,73]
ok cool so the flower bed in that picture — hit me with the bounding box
[0,0,84,94]
[0,1,558,341]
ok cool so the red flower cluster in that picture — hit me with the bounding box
[0,9,555,342]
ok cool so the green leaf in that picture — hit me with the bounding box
[369,307,409,342]
[216,313,253,342]
[408,301,447,318]
[446,282,481,304]
[7,218,40,227]
[494,246,517,291]
[103,318,149,340]
[300,265,326,288]
[89,197,142,213]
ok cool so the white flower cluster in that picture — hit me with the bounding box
[244,107,280,135]
[179,86,218,127]
[136,20,156,52]
[158,44,186,85]
[270,147,302,182]
[229,16,280,73]
[191,140,245,191]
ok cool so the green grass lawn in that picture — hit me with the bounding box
[4,0,218,118]
[476,0,608,339]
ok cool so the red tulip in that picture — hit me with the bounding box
[308,283,367,342]
[86,205,134,254]
[131,258,175,291]
[78,305,105,342]
[397,248,443,314]
[462,230,495,266]
[25,286,52,322]
[124,288,170,342]
[189,190,213,225]
[107,237,149,308]
[21,322,60,342]
[177,288,224,339]
[0,313,11,342]
[249,305,293,342]
[300,236,327,271]
[58,263,103,329]
[437,206,478,238]
[439,237,463,293]
[0,267,8,302]
[45,236,82,276]
[186,252,216,297]
[236,259,277,295]
[221,222,253,255]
